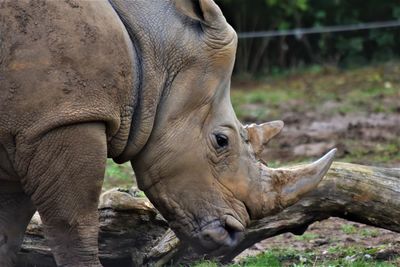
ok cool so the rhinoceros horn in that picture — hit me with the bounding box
[245,122,336,218]
[244,149,337,219]
[245,120,284,157]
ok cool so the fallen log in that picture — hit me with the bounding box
[17,188,170,267]
[17,162,400,266]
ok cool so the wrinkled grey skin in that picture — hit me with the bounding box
[0,0,335,266]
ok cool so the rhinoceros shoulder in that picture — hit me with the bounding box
[0,0,138,159]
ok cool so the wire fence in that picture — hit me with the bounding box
[237,20,400,39]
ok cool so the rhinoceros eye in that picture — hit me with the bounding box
[215,134,229,148]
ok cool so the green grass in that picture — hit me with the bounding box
[359,228,380,238]
[231,89,303,121]
[327,245,360,256]
[335,86,399,115]
[294,233,319,241]
[192,260,220,267]
[341,224,358,235]
[341,138,400,165]
[131,189,146,198]
[231,251,281,267]
[192,247,399,267]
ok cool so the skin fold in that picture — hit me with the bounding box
[0,0,335,266]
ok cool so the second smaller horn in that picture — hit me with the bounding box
[245,120,284,157]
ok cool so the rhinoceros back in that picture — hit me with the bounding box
[0,0,136,176]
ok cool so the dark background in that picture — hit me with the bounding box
[216,0,400,76]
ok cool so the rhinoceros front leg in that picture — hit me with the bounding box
[21,123,107,267]
[0,191,36,267]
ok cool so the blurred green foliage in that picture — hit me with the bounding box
[216,0,400,75]
[104,160,134,190]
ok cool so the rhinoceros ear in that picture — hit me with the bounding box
[174,0,204,22]
[174,0,226,28]
[175,0,235,47]
[245,121,284,157]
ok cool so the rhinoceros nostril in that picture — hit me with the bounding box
[225,223,238,241]
[198,226,227,250]
[224,215,245,232]
[202,232,212,242]
[201,227,229,243]
[197,221,243,251]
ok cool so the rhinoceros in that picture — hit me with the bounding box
[0,0,336,266]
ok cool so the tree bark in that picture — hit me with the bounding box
[17,162,400,266]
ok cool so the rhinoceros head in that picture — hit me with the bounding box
[130,0,336,253]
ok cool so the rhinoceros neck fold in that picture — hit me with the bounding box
[111,0,175,163]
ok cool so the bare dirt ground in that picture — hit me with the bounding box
[263,113,400,167]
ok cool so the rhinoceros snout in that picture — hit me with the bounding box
[197,217,244,251]
[198,226,239,251]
